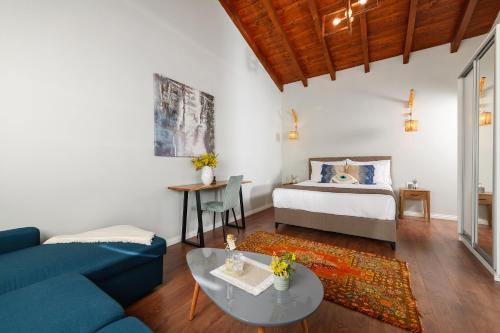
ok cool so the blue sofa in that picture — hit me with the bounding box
[0,227,167,333]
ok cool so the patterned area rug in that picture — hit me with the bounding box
[237,231,422,333]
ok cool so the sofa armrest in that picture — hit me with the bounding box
[0,227,40,254]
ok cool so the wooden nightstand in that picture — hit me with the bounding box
[399,188,431,221]
[478,192,493,226]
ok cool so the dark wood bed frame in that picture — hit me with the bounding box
[274,156,397,249]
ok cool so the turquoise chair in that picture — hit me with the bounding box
[202,175,243,241]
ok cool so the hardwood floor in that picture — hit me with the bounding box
[127,208,500,333]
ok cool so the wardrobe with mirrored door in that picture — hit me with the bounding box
[458,24,499,280]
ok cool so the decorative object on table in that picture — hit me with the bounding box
[288,109,299,140]
[224,234,237,272]
[412,178,418,189]
[478,183,485,193]
[289,174,299,184]
[192,153,218,185]
[211,176,216,185]
[153,74,215,157]
[406,181,415,189]
[238,231,422,333]
[210,254,274,296]
[404,89,419,132]
[270,251,297,291]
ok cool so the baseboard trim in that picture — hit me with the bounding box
[166,203,273,247]
[403,211,457,221]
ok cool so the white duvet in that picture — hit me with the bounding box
[273,181,396,220]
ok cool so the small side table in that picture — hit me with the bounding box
[399,188,431,221]
[478,192,493,226]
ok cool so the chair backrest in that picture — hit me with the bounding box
[222,175,243,211]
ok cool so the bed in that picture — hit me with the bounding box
[273,156,397,249]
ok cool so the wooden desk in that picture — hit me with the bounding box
[399,188,431,221]
[478,192,493,226]
[168,180,252,247]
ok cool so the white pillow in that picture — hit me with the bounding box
[346,159,392,185]
[310,160,347,182]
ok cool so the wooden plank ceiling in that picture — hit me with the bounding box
[219,0,500,91]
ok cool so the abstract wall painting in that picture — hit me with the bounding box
[154,74,215,157]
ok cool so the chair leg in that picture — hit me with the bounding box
[220,212,226,242]
[225,210,229,227]
[213,212,216,231]
[232,208,239,234]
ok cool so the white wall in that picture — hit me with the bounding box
[0,0,283,242]
[281,36,485,219]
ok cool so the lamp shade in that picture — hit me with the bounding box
[288,130,299,140]
[479,112,492,126]
[405,119,419,132]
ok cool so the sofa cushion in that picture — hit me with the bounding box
[95,317,153,333]
[0,236,166,295]
[0,227,40,255]
[0,273,124,333]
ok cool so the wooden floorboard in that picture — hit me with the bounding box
[126,208,500,332]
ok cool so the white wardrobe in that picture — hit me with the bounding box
[458,24,499,280]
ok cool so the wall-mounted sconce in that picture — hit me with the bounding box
[405,89,419,132]
[288,109,299,140]
[479,77,492,126]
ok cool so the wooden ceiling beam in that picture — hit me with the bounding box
[450,0,478,53]
[359,13,370,73]
[218,0,284,92]
[306,0,336,80]
[403,0,418,64]
[261,0,308,87]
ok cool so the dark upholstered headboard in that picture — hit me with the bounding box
[308,156,392,179]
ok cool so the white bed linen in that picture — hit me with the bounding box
[273,181,396,220]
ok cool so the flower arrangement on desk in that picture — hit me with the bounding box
[270,252,296,291]
[192,153,218,185]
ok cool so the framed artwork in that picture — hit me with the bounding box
[154,74,215,157]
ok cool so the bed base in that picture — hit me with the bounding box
[274,208,397,250]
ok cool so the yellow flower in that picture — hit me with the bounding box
[192,153,218,170]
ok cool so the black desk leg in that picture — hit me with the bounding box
[239,187,246,228]
[180,190,205,248]
[181,191,188,243]
[195,190,205,247]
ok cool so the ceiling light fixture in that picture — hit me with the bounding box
[323,0,380,37]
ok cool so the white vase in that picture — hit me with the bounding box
[273,275,290,291]
[201,166,213,185]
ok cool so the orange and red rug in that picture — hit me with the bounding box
[238,231,422,333]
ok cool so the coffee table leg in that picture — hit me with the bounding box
[189,282,200,321]
[257,327,265,333]
[301,319,309,333]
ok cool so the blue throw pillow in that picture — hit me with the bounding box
[347,165,375,184]
[320,164,345,183]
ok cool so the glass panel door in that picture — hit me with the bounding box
[476,40,495,262]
